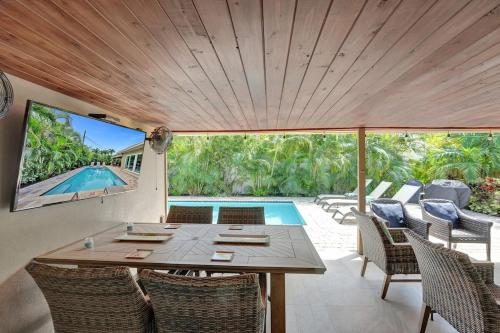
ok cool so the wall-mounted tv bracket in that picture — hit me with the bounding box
[88,113,120,123]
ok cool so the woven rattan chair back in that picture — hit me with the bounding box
[26,261,154,333]
[166,205,213,224]
[217,207,265,225]
[140,270,265,333]
[351,208,388,271]
[405,231,499,333]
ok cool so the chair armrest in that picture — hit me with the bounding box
[458,212,493,237]
[424,212,452,240]
[406,215,431,239]
[471,260,494,284]
[386,243,417,263]
[388,228,408,243]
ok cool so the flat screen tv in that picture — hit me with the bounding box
[11,100,146,212]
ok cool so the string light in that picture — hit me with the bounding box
[323,132,326,140]
[447,131,451,139]
[206,133,210,141]
[283,133,286,139]
[244,133,247,140]
[488,131,493,141]
[404,131,409,138]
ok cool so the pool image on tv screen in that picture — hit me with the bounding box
[12,101,146,211]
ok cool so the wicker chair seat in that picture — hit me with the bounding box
[451,228,488,241]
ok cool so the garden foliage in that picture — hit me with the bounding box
[21,103,115,186]
[168,133,499,215]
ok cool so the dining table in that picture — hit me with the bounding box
[35,223,326,333]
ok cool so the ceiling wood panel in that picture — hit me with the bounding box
[322,0,500,126]
[285,0,365,127]
[159,0,249,128]
[263,0,297,128]
[193,0,258,127]
[301,0,437,127]
[1,0,499,130]
[297,0,401,126]
[275,0,332,128]
[227,0,267,128]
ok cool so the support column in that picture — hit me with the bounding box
[163,153,168,221]
[357,128,366,255]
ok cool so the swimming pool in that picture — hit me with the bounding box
[167,200,306,225]
[43,167,126,195]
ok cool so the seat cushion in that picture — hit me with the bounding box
[451,228,483,240]
[423,202,459,228]
[371,202,405,228]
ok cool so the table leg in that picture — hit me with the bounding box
[271,273,285,333]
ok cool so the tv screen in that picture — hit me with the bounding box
[12,100,146,211]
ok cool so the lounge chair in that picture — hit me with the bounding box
[321,181,392,211]
[139,270,265,333]
[313,179,373,204]
[334,184,421,224]
[404,230,499,333]
[26,261,155,333]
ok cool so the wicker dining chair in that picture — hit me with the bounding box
[166,205,213,224]
[404,230,500,333]
[420,199,493,260]
[370,199,430,239]
[213,207,266,292]
[217,207,265,224]
[26,261,155,333]
[140,270,266,333]
[351,207,421,299]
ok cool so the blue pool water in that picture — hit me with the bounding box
[167,200,306,225]
[43,167,126,195]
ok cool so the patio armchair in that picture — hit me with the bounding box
[314,179,373,204]
[404,230,500,333]
[370,198,430,239]
[26,261,155,333]
[214,207,267,290]
[351,208,421,300]
[140,270,266,333]
[166,205,213,224]
[420,199,493,260]
[217,207,265,224]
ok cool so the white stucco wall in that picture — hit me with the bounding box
[0,74,166,332]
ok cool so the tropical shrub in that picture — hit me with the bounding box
[468,177,500,216]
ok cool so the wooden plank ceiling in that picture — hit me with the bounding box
[1,0,500,131]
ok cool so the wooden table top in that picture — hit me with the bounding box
[35,223,326,274]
